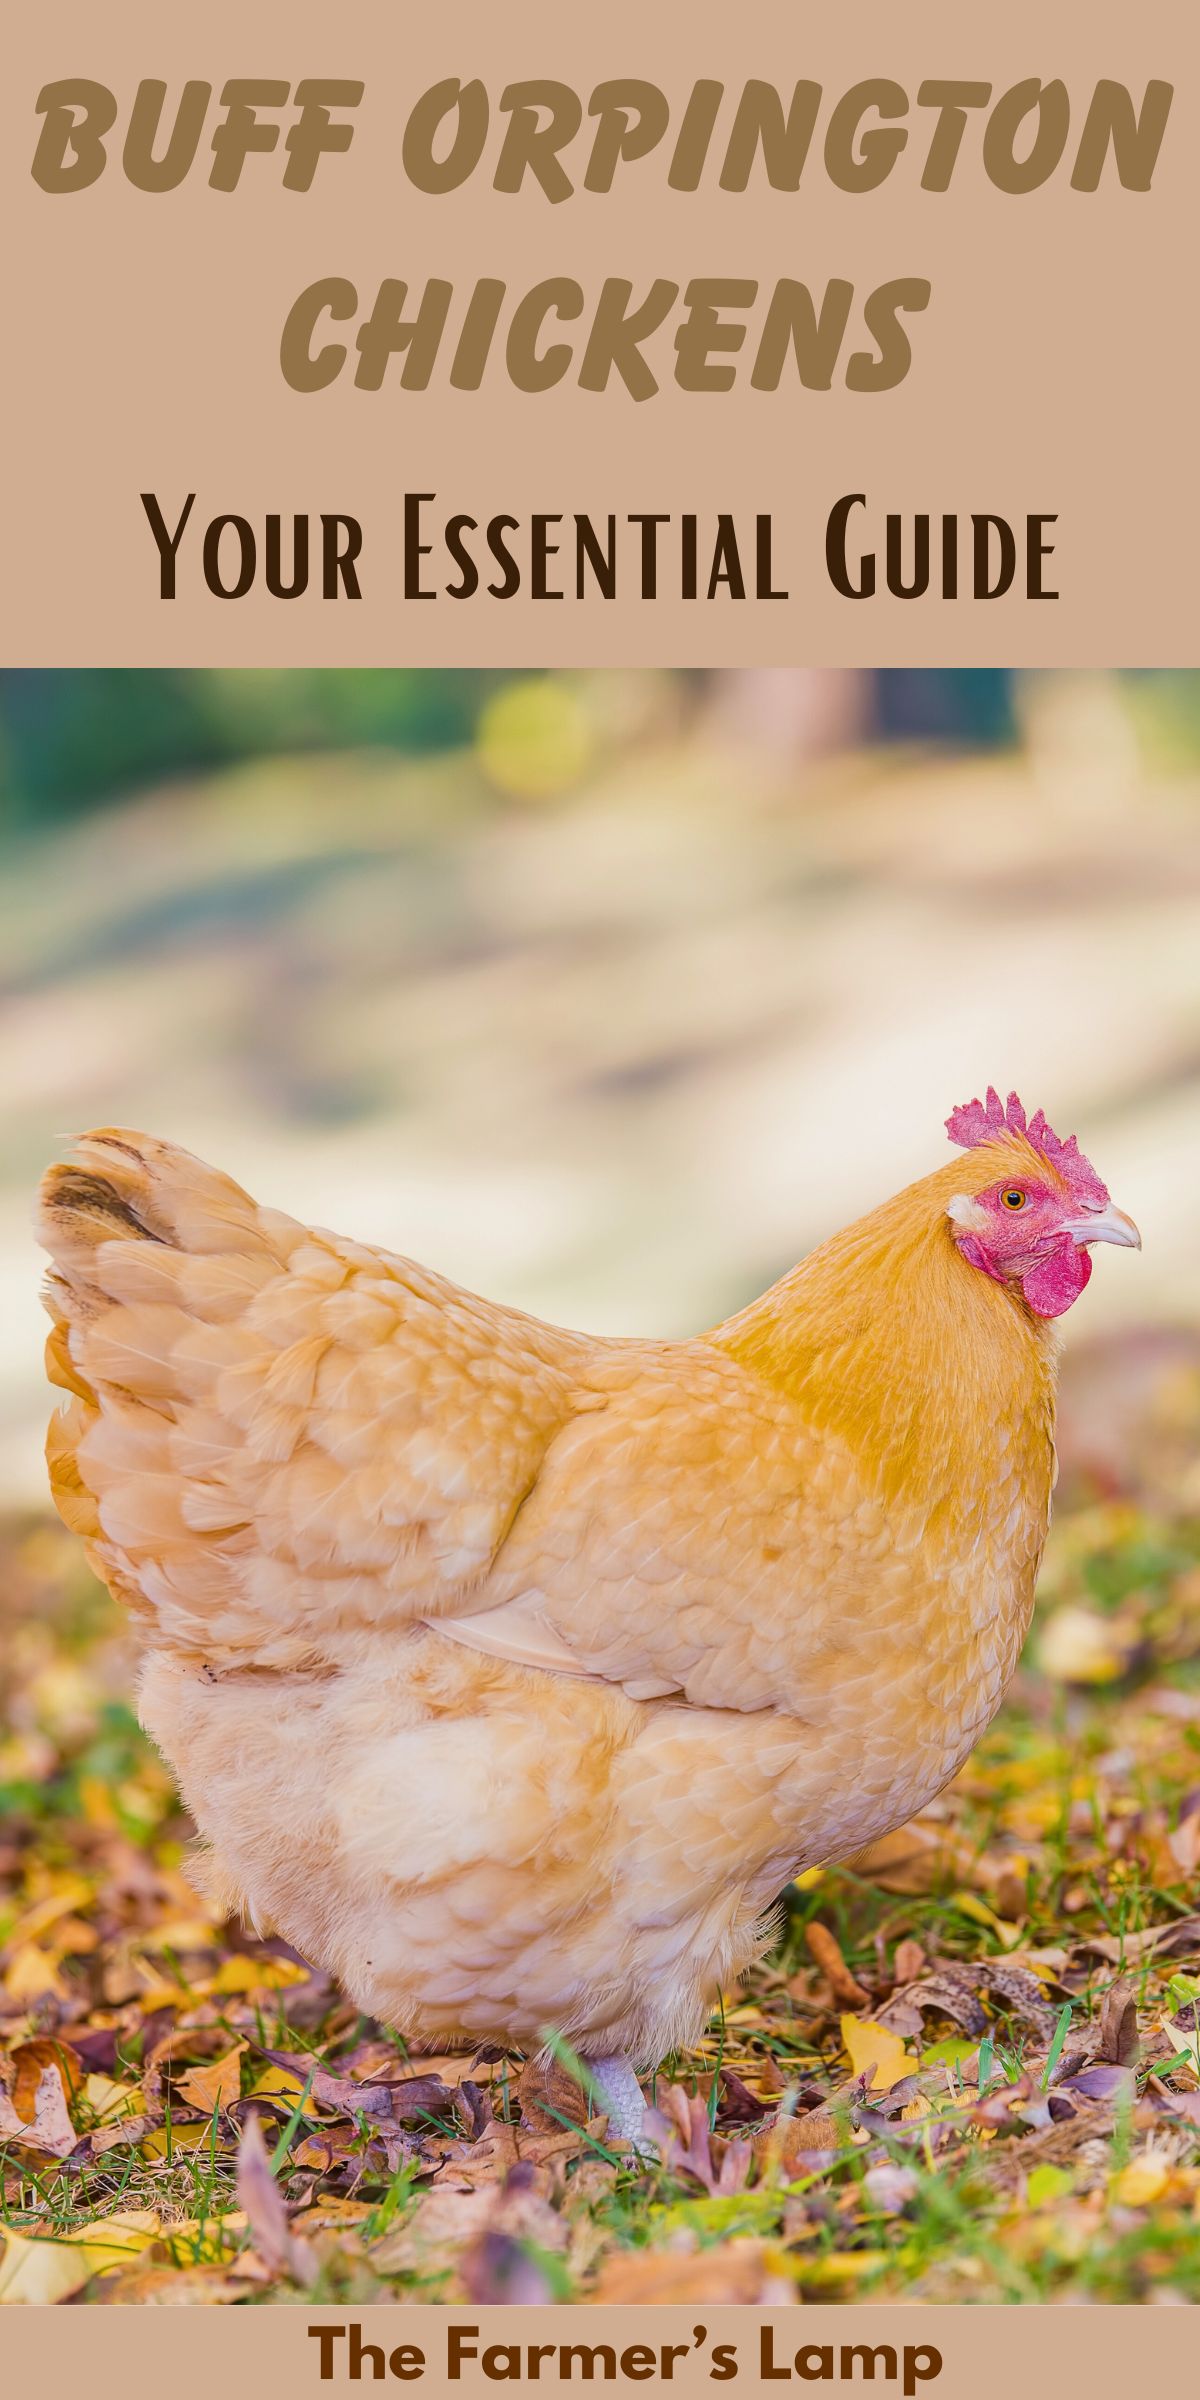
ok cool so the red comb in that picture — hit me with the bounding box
[945,1088,1109,1207]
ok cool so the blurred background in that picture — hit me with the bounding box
[2,663,1200,1507]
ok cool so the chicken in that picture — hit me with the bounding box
[37,1091,1138,2142]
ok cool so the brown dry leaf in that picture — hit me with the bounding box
[12,2038,83,2114]
[0,2059,79,2159]
[974,1960,1060,2035]
[588,2239,795,2305]
[893,1939,927,1984]
[440,2120,521,2188]
[516,2051,593,2133]
[372,2173,569,2285]
[176,2046,245,2117]
[234,2114,318,2287]
[1075,1917,1200,1968]
[370,2184,495,2273]
[460,2229,559,2305]
[805,1921,869,2007]
[645,2083,751,2195]
[880,1968,986,2040]
[753,2109,844,2174]
[87,2263,262,2306]
[389,2051,509,2089]
[1168,1813,1200,1877]
[251,2047,455,2127]
[848,1822,956,1895]
[91,2114,155,2156]
[1099,1979,1140,2069]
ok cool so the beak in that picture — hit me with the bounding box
[1066,1204,1142,1251]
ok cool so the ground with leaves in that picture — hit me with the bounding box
[3,1342,1200,2305]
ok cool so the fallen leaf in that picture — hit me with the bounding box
[3,1944,67,2002]
[177,2046,245,2117]
[1112,2152,1169,2207]
[84,2073,142,2122]
[863,2160,918,2215]
[948,1892,1023,1949]
[460,2229,557,2305]
[893,1939,927,1984]
[643,2084,750,2194]
[0,2214,160,2306]
[1099,1979,1140,2069]
[880,1968,986,2040]
[141,2123,220,2158]
[235,2113,318,2286]
[1038,1604,1126,1685]
[516,2052,593,2133]
[754,2107,844,2173]
[848,1823,955,1895]
[0,2060,79,2158]
[587,2240,795,2306]
[805,1922,869,2007]
[840,2015,914,2092]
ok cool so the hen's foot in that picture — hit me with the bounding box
[585,2053,654,2158]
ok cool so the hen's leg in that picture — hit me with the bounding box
[586,2054,650,2153]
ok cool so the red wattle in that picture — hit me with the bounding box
[1021,1242,1092,1318]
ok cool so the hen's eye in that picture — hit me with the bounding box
[1001,1188,1027,1210]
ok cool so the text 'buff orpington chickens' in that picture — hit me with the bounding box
[36,1090,1139,2146]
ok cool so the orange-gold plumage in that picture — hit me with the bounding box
[36,1110,1133,2093]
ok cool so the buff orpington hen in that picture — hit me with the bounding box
[37,1091,1138,2143]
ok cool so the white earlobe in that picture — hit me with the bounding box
[947,1193,988,1233]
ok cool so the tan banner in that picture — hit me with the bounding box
[1,0,1196,664]
[0,2305,1197,2389]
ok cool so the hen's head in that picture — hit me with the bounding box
[944,1088,1139,1319]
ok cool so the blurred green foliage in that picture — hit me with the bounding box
[0,669,494,825]
[3,668,1197,836]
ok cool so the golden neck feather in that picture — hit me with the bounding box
[713,1157,1060,1512]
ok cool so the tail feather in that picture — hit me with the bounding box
[37,1130,294,1637]
[36,1125,579,1669]
[37,1129,277,1275]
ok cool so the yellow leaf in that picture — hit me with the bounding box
[85,2074,144,2122]
[949,1892,1023,1948]
[840,2014,914,2091]
[0,2213,159,2306]
[153,1917,220,1950]
[207,1954,307,1995]
[74,2212,161,2254]
[141,2124,218,2158]
[78,1775,119,1828]
[1038,1604,1125,1686]
[132,1983,192,2013]
[3,1944,67,2002]
[161,2221,240,2268]
[248,2063,306,2099]
[0,2231,98,2307]
[787,2249,890,2285]
[1113,2153,1170,2208]
[6,1881,93,1947]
